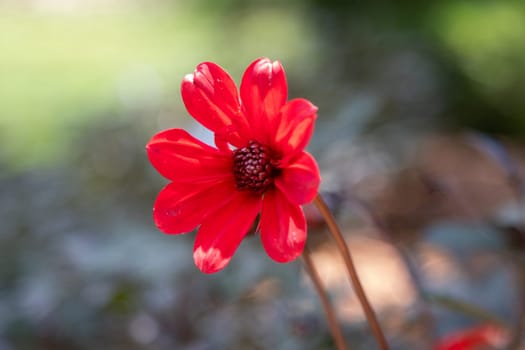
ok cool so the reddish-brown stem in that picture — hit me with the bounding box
[314,194,389,350]
[302,245,349,350]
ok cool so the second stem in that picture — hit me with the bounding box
[314,194,389,350]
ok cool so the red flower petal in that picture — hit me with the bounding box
[240,58,287,144]
[181,62,250,147]
[260,190,306,263]
[153,179,238,234]
[275,98,318,160]
[146,128,232,183]
[193,193,262,273]
[275,151,320,205]
[434,325,506,350]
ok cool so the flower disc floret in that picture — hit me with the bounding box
[233,140,280,193]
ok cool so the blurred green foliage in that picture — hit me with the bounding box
[428,1,525,134]
[1,8,189,168]
[1,0,524,171]
[0,2,313,171]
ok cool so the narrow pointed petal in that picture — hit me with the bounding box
[182,62,250,147]
[274,98,318,160]
[275,151,320,205]
[153,179,238,234]
[146,128,232,183]
[240,58,287,143]
[260,190,306,263]
[193,193,261,273]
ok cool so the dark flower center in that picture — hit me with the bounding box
[233,140,280,193]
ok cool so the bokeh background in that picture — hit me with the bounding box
[1,0,525,349]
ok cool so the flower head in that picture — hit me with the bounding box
[146,58,320,273]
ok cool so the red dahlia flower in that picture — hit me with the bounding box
[146,58,321,273]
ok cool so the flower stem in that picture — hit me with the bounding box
[302,245,349,350]
[314,194,389,350]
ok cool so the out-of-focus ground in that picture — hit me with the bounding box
[1,0,525,349]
